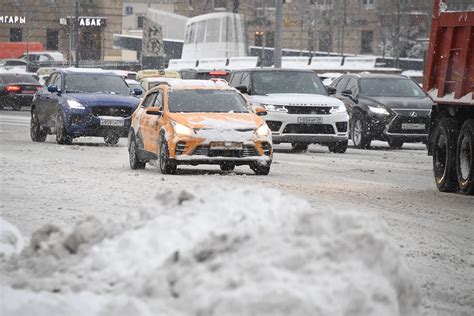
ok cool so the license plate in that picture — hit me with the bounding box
[297,117,323,124]
[22,90,35,94]
[402,123,425,130]
[100,117,124,127]
[210,141,243,150]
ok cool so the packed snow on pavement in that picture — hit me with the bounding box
[1,186,420,316]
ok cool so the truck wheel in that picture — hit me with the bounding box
[104,134,120,145]
[433,118,459,192]
[291,142,309,152]
[30,110,47,142]
[456,120,474,195]
[159,136,177,174]
[129,135,145,170]
[250,163,271,176]
[388,138,404,149]
[56,111,73,145]
[220,162,235,171]
[328,140,348,153]
[351,113,371,149]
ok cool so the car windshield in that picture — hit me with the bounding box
[168,90,249,113]
[251,71,327,96]
[359,78,426,97]
[0,74,38,84]
[65,74,131,95]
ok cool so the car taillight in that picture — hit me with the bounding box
[6,85,21,92]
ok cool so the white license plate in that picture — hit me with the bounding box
[22,90,35,94]
[210,141,243,150]
[297,117,323,124]
[100,118,124,127]
[402,123,425,130]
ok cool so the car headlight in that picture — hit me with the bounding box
[67,99,85,110]
[368,105,390,116]
[173,122,194,136]
[263,104,288,112]
[330,105,346,113]
[256,124,270,136]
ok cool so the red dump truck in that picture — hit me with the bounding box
[425,0,474,195]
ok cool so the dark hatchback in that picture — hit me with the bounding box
[329,74,435,149]
[30,68,141,145]
[0,73,42,110]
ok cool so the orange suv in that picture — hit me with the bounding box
[128,79,273,175]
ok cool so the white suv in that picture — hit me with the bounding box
[228,69,349,153]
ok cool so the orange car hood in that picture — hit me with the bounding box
[168,112,263,130]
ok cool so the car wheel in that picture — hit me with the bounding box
[30,110,47,142]
[159,136,177,174]
[56,111,73,145]
[250,162,271,175]
[291,142,309,152]
[328,140,348,153]
[433,118,459,192]
[456,120,474,195]
[351,113,371,149]
[388,138,404,149]
[220,162,235,171]
[12,102,21,111]
[129,135,146,170]
[104,134,120,146]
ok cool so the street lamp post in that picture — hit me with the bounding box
[74,1,80,68]
[274,0,283,68]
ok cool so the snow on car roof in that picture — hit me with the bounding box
[60,67,119,75]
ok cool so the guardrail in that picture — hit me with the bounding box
[27,60,142,73]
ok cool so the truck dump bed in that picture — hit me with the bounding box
[423,0,474,105]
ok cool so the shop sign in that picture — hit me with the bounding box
[0,16,26,24]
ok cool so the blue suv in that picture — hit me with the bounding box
[30,68,142,145]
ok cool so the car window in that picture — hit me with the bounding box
[142,92,157,108]
[240,72,250,87]
[168,90,249,113]
[39,55,50,62]
[229,72,242,87]
[152,90,163,108]
[359,78,426,97]
[335,77,349,94]
[344,78,358,95]
[251,71,327,95]
[52,73,62,89]
[0,74,38,84]
[45,73,57,87]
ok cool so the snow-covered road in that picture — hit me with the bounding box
[1,110,473,315]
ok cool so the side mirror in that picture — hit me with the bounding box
[235,85,248,94]
[326,86,336,95]
[133,88,143,96]
[254,106,267,116]
[47,85,58,93]
[341,89,352,97]
[146,107,162,116]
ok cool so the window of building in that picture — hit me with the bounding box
[319,31,332,52]
[137,16,144,29]
[256,0,275,9]
[265,31,274,48]
[255,31,264,47]
[362,0,375,8]
[361,31,373,54]
[10,28,22,42]
[46,29,59,50]
[214,0,226,10]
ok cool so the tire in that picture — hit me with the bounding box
[456,120,474,195]
[104,134,120,145]
[220,162,235,171]
[388,138,404,149]
[159,136,177,174]
[30,110,47,142]
[250,163,271,175]
[55,111,73,145]
[291,142,309,152]
[328,140,348,153]
[351,112,372,149]
[129,135,146,170]
[432,118,459,192]
[12,102,22,111]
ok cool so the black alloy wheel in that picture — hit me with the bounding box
[388,138,404,149]
[159,136,177,174]
[129,135,146,170]
[351,112,372,149]
[456,120,474,195]
[291,142,309,152]
[432,118,459,192]
[30,110,47,142]
[328,140,348,153]
[55,111,73,145]
[220,162,235,172]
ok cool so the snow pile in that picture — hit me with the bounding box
[0,218,25,256]
[1,186,420,316]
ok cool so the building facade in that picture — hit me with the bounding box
[0,0,123,62]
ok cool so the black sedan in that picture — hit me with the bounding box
[329,73,435,149]
[0,73,42,111]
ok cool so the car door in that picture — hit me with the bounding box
[35,73,56,124]
[44,72,63,124]
[141,89,165,155]
[340,78,358,116]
